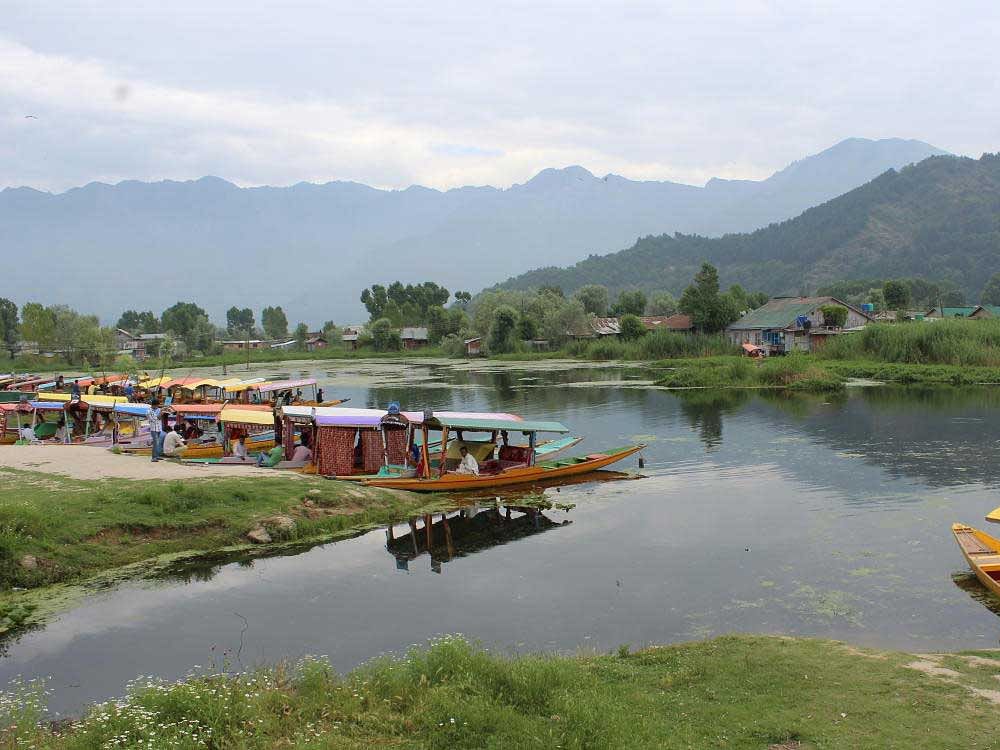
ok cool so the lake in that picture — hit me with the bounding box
[3,358,1000,716]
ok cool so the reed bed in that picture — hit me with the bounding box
[818,319,1000,366]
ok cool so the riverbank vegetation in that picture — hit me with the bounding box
[0,469,429,598]
[4,635,999,749]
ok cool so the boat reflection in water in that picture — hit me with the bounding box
[387,502,571,573]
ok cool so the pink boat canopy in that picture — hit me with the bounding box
[258,379,317,394]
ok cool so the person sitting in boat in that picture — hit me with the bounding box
[453,445,479,476]
[232,433,249,461]
[291,435,312,463]
[19,425,39,444]
[53,418,67,443]
[161,425,186,457]
[257,443,284,468]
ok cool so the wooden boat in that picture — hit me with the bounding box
[986,506,1000,524]
[952,523,1000,599]
[359,444,643,492]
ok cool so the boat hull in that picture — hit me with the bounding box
[952,523,1000,600]
[355,444,643,492]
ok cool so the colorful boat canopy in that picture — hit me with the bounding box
[219,406,275,426]
[259,378,317,394]
[139,376,173,388]
[29,401,66,411]
[170,403,224,415]
[428,415,569,433]
[114,403,152,418]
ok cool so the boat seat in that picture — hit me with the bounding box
[956,530,994,555]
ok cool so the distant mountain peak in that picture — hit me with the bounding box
[521,165,596,189]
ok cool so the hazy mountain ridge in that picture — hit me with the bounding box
[496,153,1000,301]
[0,138,946,323]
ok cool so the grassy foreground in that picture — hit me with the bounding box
[0,469,431,628]
[4,635,1000,749]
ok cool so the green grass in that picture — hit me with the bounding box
[819,319,1000,366]
[655,353,846,392]
[0,469,430,595]
[4,635,999,749]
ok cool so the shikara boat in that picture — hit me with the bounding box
[986,505,1000,524]
[952,523,1000,599]
[361,444,643,491]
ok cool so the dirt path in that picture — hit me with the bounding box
[0,445,291,480]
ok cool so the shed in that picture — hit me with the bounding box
[464,337,483,356]
[401,327,429,349]
[968,305,1000,319]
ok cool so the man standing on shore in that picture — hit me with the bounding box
[149,399,163,462]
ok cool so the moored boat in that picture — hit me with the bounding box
[952,523,1000,599]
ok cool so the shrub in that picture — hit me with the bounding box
[619,314,646,341]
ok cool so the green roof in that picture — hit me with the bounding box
[728,297,832,331]
[431,416,569,433]
[929,306,977,317]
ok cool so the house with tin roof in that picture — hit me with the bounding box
[926,306,977,318]
[968,305,1000,319]
[726,297,872,354]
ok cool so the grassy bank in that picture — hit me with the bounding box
[0,469,430,601]
[819,319,1000,366]
[5,635,999,749]
[655,353,1000,391]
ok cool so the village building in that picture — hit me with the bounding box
[968,305,1000,319]
[642,314,694,333]
[569,314,695,338]
[464,337,483,356]
[341,325,365,351]
[926,306,977,318]
[305,333,328,351]
[726,296,872,354]
[221,339,268,351]
[400,327,429,350]
[116,330,167,361]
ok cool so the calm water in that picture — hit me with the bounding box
[4,359,1000,716]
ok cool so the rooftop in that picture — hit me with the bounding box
[727,296,869,331]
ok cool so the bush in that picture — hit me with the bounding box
[370,318,401,352]
[619,314,646,341]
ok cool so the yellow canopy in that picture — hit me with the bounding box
[987,505,1000,524]
[220,407,274,426]
[36,393,129,406]
[139,376,172,388]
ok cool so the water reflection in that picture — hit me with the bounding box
[387,504,570,573]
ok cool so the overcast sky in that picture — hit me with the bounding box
[2,0,998,193]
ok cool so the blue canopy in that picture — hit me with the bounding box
[29,401,65,411]
[113,403,152,417]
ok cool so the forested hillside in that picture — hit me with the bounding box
[496,154,1000,301]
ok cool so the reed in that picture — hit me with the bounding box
[818,319,1000,366]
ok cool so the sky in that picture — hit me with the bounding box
[2,0,999,193]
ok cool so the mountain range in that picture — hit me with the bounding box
[0,137,946,324]
[498,153,1000,301]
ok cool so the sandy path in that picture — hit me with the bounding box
[0,445,292,481]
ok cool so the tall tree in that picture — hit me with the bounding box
[19,303,56,348]
[882,280,911,310]
[360,285,388,320]
[981,274,1000,306]
[226,307,255,337]
[647,292,677,316]
[0,298,18,357]
[574,285,609,316]
[610,289,647,317]
[453,291,473,308]
[678,263,739,333]
[261,306,289,339]
[293,322,309,350]
[370,318,401,351]
[117,310,160,334]
[488,306,519,353]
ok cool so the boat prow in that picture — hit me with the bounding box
[986,506,1000,524]
[952,522,1000,599]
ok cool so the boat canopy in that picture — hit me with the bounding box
[223,379,270,393]
[259,378,317,393]
[114,403,152,418]
[170,403,224,415]
[139,376,172,388]
[79,396,131,409]
[426,415,569,433]
[29,401,66,411]
[219,406,275,426]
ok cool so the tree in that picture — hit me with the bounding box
[981,274,1000,305]
[517,316,539,341]
[0,298,18,357]
[162,302,208,339]
[117,310,160,334]
[453,291,473,308]
[574,285,609,316]
[747,291,769,309]
[647,292,677,316]
[293,323,309,350]
[619,314,646,341]
[226,307,255,337]
[488,305,518,354]
[370,318,401,351]
[321,320,341,343]
[361,285,388,320]
[610,289,647,317]
[261,306,289,339]
[678,263,738,333]
[428,305,466,344]
[20,303,56,348]
[820,305,848,328]
[941,289,966,307]
[882,280,911,310]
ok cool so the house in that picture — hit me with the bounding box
[305,334,328,351]
[464,337,483,356]
[726,297,872,354]
[400,327,429,350]
[968,305,1000,319]
[926,306,976,318]
[221,339,267,351]
[641,314,693,333]
[342,325,365,351]
[116,330,166,361]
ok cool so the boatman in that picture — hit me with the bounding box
[454,445,479,476]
